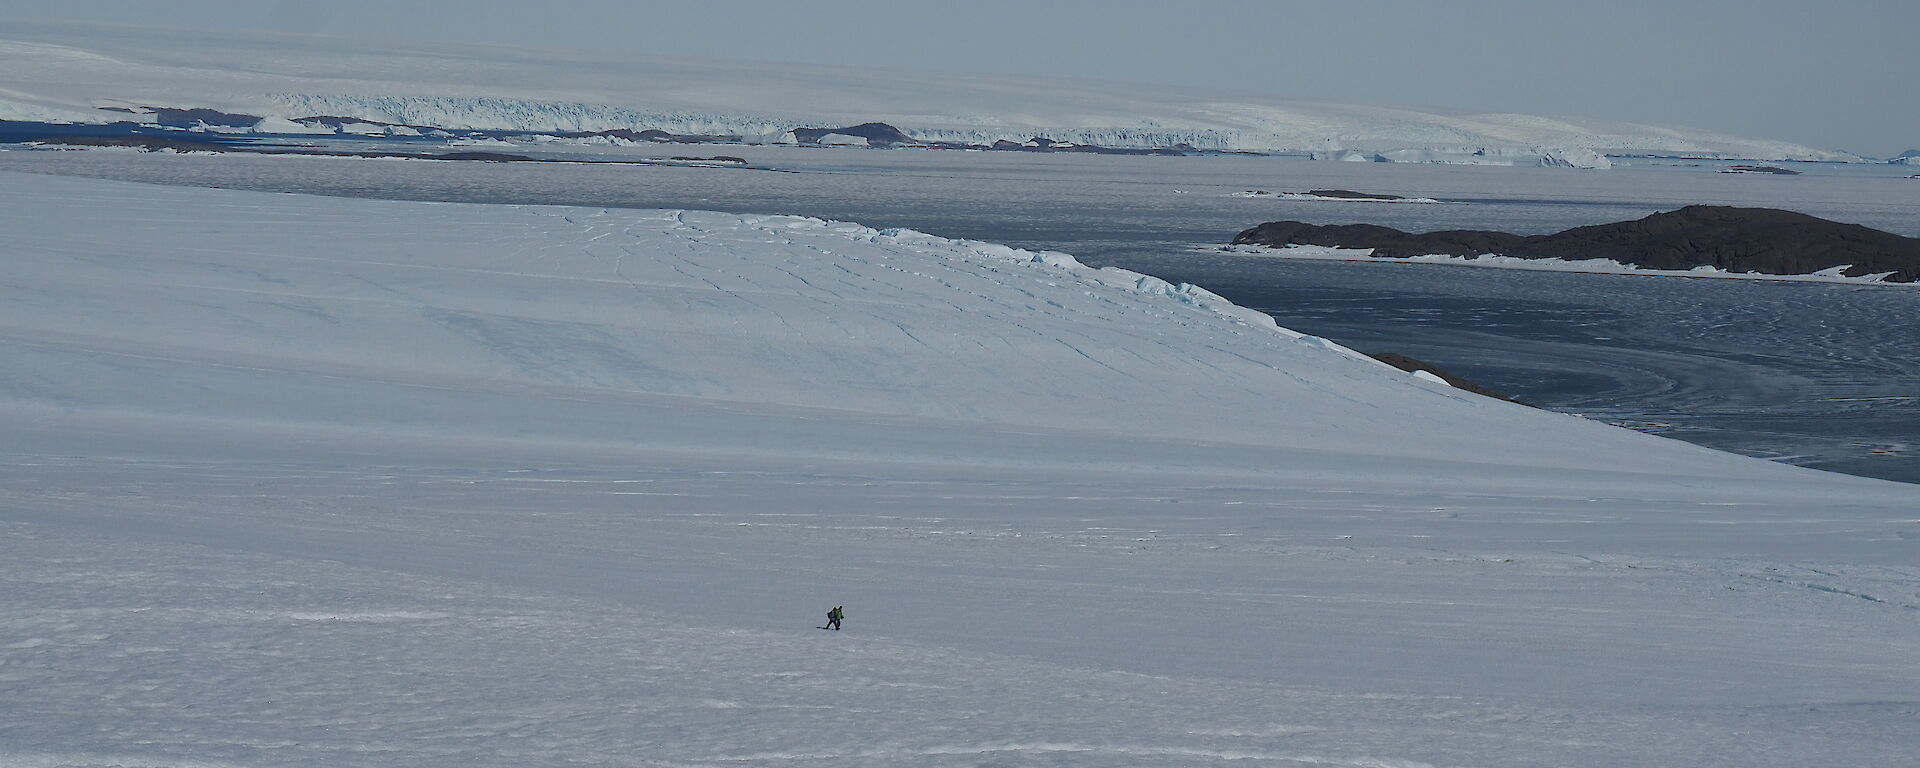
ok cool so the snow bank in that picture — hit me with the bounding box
[5,172,1916,768]
[1,172,1844,477]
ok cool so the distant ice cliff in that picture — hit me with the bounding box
[0,22,1864,165]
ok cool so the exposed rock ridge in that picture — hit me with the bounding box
[1367,353,1520,403]
[1233,206,1920,282]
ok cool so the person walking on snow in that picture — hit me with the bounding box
[826,605,844,630]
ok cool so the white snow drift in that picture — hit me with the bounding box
[3,173,1916,767]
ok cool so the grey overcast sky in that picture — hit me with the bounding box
[5,0,1915,155]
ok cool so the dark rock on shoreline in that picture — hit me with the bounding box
[101,106,264,126]
[1368,353,1519,403]
[4,114,1231,157]
[594,129,673,142]
[1719,165,1800,175]
[586,128,745,144]
[1306,189,1405,200]
[793,122,915,146]
[1233,205,1920,282]
[1236,221,1523,259]
[293,115,410,129]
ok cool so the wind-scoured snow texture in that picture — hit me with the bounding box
[0,21,1855,163]
[4,173,1918,768]
[0,174,1645,466]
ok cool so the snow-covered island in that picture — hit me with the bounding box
[5,171,1917,767]
[0,21,1869,167]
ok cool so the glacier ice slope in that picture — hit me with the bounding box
[0,174,1854,477]
[3,173,1917,768]
[0,21,1856,163]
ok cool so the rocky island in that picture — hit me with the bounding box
[1233,205,1920,282]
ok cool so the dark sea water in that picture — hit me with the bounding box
[5,144,1917,482]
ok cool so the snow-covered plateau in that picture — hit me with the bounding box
[0,21,1863,168]
[3,171,1917,767]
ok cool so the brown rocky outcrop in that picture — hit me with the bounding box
[1233,206,1920,282]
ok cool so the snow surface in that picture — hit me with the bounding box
[1224,243,1918,286]
[0,21,1857,164]
[3,172,1917,767]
